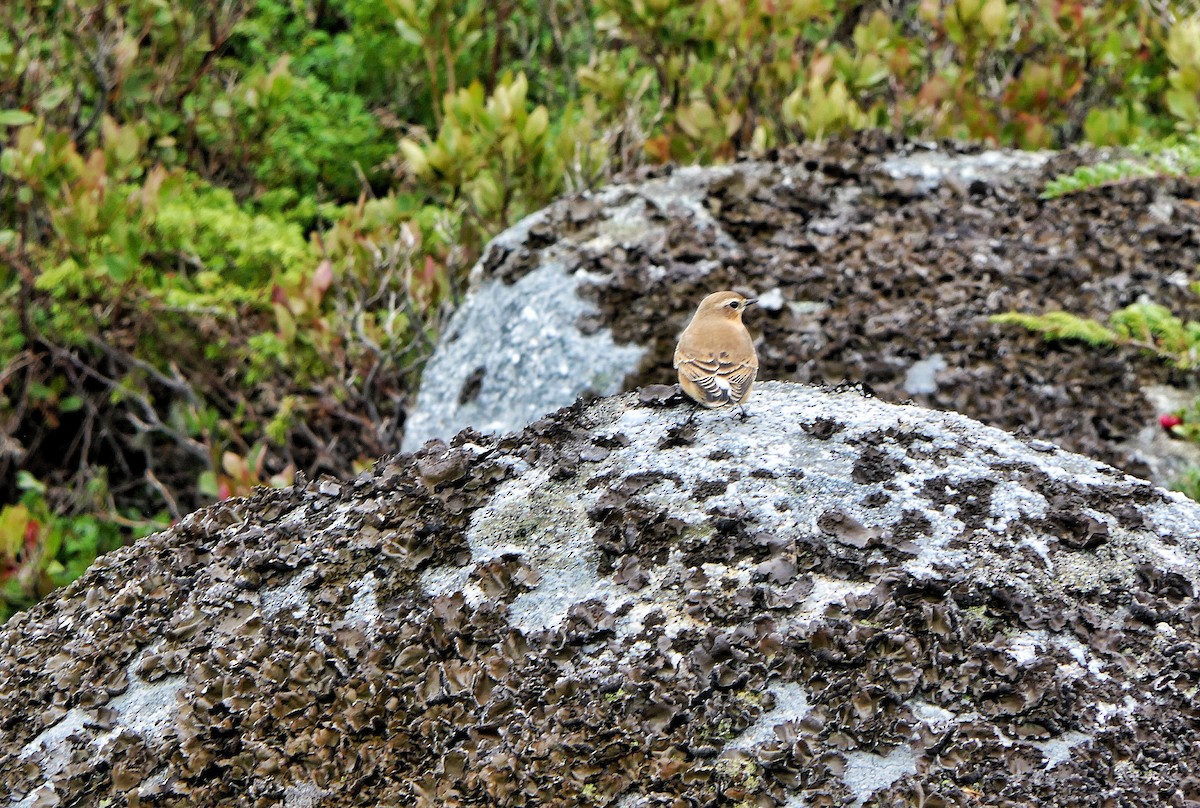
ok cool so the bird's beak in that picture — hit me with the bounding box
[743,298,757,307]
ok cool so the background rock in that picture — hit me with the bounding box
[5,382,1200,806]
[402,211,646,449]
[404,136,1200,486]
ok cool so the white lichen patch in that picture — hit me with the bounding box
[880,149,1053,193]
[9,785,55,808]
[843,743,917,807]
[1096,696,1139,725]
[1039,731,1093,768]
[16,707,88,784]
[990,480,1049,528]
[1058,633,1111,679]
[794,576,876,619]
[1006,630,1048,665]
[284,782,329,808]
[903,353,947,396]
[990,724,1094,770]
[465,469,632,631]
[13,670,185,808]
[260,568,316,618]
[342,573,380,637]
[104,671,184,741]
[1020,534,1053,570]
[419,563,472,600]
[908,699,958,732]
[727,681,812,750]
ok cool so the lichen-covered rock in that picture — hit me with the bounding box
[403,135,1200,487]
[402,209,647,450]
[5,382,1200,806]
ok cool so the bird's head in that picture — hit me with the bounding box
[696,290,756,322]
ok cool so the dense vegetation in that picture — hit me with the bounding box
[2,0,1199,620]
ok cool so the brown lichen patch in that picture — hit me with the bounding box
[920,475,998,532]
[802,417,844,440]
[589,494,687,580]
[851,446,912,485]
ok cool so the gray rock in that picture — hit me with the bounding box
[404,146,1061,453]
[878,147,1053,193]
[4,381,1200,805]
[403,140,1199,497]
[402,207,648,451]
[402,163,747,451]
[902,353,947,396]
[1128,382,1200,486]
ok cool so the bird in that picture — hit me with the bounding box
[674,290,759,415]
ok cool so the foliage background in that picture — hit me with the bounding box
[2,0,1199,621]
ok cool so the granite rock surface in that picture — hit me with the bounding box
[5,382,1200,806]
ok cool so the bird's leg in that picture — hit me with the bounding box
[735,403,752,420]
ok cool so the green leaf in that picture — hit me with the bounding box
[393,19,423,46]
[16,472,45,494]
[0,109,35,127]
[1165,88,1200,123]
[0,504,30,559]
[198,470,219,498]
[36,85,70,112]
[26,382,53,401]
[102,254,131,283]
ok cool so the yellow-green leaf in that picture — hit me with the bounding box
[0,109,35,127]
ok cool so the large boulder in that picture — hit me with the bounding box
[403,137,1200,487]
[4,382,1200,806]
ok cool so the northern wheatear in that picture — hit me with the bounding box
[674,290,758,415]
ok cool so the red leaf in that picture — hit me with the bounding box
[313,259,334,296]
[1160,414,1183,431]
[23,519,40,553]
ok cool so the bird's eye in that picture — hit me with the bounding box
[729,301,740,309]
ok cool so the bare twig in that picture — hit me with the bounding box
[86,337,204,409]
[44,341,212,464]
[173,0,249,105]
[143,469,181,519]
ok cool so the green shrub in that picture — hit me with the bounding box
[567,0,1186,160]
[400,72,606,241]
[993,301,1200,370]
[1,472,165,623]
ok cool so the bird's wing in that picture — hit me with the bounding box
[674,348,758,405]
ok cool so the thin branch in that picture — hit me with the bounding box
[44,341,212,464]
[173,1,249,105]
[86,337,203,409]
[143,469,181,519]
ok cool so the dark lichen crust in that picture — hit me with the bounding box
[4,382,1200,807]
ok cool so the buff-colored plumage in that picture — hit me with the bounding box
[674,290,758,409]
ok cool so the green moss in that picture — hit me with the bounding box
[1042,135,1200,198]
